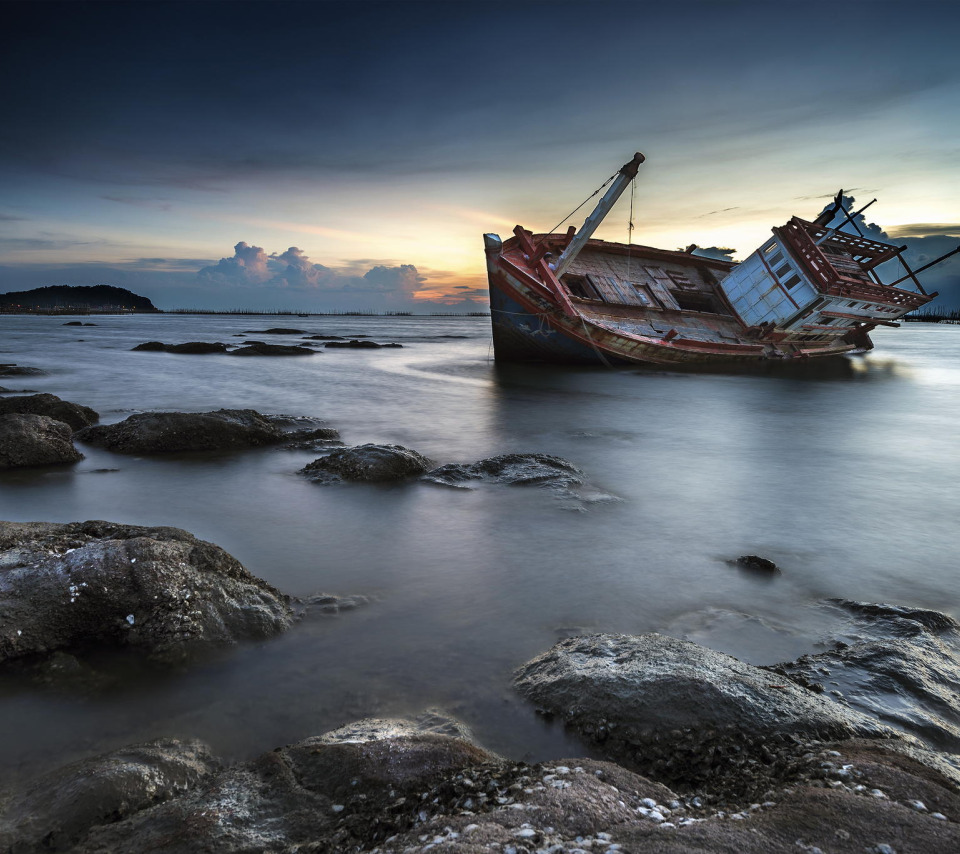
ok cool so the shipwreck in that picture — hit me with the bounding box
[484,153,954,365]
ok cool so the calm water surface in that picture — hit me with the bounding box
[1,315,958,783]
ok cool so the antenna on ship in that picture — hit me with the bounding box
[553,152,645,279]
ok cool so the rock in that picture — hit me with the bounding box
[229,342,316,356]
[302,334,346,340]
[0,392,99,430]
[423,453,584,489]
[244,327,305,335]
[0,414,84,468]
[733,554,781,574]
[300,443,432,483]
[10,725,960,854]
[0,364,46,377]
[303,592,372,615]
[75,409,327,454]
[132,341,229,354]
[324,340,403,349]
[317,709,475,744]
[62,321,84,326]
[0,519,294,666]
[67,716,498,853]
[0,739,218,852]
[514,633,894,797]
[829,599,959,633]
[771,602,960,753]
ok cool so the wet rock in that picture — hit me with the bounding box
[423,452,584,489]
[75,409,326,454]
[131,341,229,354]
[324,340,403,349]
[69,717,498,853]
[302,334,346,340]
[62,321,84,326]
[732,554,781,574]
[830,599,959,633]
[11,724,960,854]
[0,364,46,377]
[244,327,305,335]
[229,342,315,356]
[0,739,218,852]
[0,414,84,469]
[317,709,475,744]
[0,519,294,666]
[303,592,372,615]
[0,392,99,430]
[300,443,432,483]
[771,602,960,753]
[514,633,894,797]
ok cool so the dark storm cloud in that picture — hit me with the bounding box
[5,1,957,191]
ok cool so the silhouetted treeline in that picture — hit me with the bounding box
[903,307,960,323]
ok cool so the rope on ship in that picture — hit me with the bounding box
[548,168,622,234]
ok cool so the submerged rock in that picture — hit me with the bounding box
[302,334,346,340]
[423,452,584,489]
[0,392,99,430]
[0,519,294,666]
[0,414,84,469]
[732,554,781,574]
[230,342,315,356]
[0,364,46,377]
[132,341,229,354]
[0,739,218,852]
[324,340,403,349]
[75,409,334,454]
[514,632,893,797]
[771,601,960,753]
[300,443,432,483]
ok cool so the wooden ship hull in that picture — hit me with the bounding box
[485,154,942,367]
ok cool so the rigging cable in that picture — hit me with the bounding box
[547,169,621,235]
[626,177,636,282]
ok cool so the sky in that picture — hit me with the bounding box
[2,0,959,311]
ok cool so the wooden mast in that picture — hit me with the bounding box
[553,152,645,279]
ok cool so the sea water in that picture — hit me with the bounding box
[1,315,958,783]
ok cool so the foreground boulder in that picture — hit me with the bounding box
[76,409,336,454]
[0,392,99,430]
[423,453,584,489]
[6,722,958,853]
[0,520,294,665]
[515,633,894,798]
[0,739,218,852]
[300,443,432,483]
[132,341,229,354]
[0,413,83,469]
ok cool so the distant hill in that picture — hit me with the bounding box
[0,285,159,313]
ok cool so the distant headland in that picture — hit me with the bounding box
[0,285,160,314]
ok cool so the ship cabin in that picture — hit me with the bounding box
[717,215,934,343]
